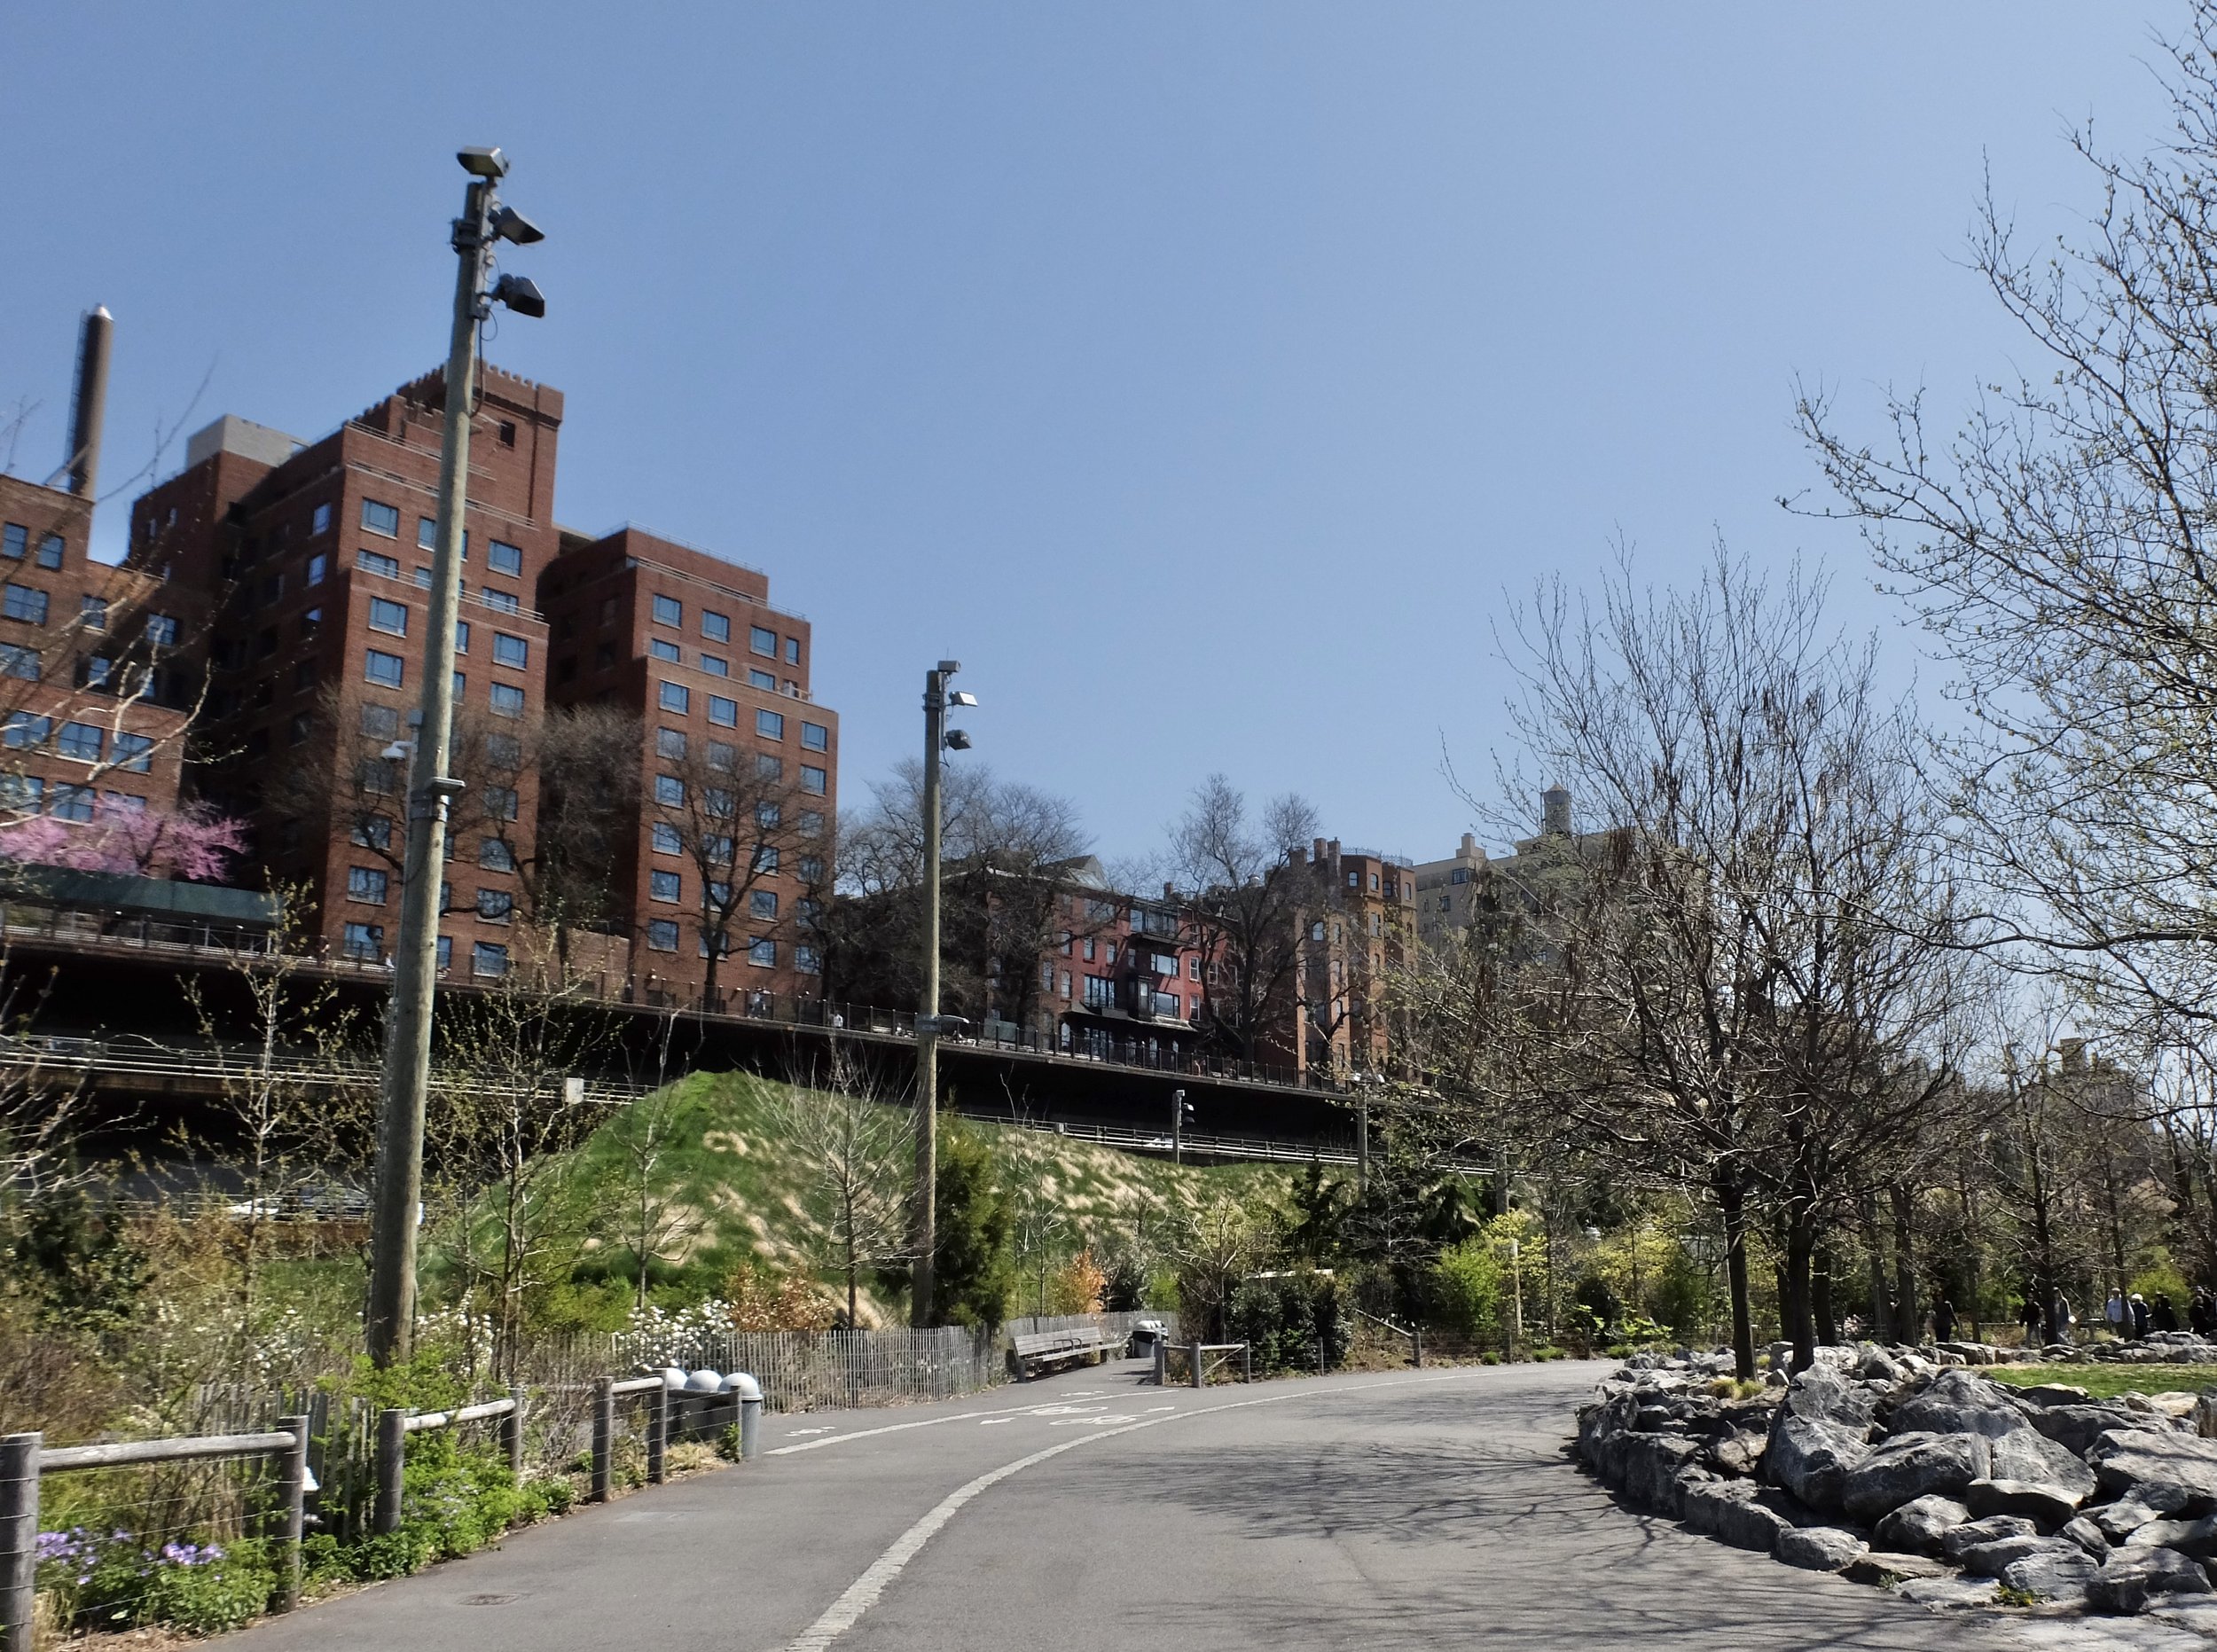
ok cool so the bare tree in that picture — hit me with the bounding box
[761,1056,913,1327]
[1167,775,1319,1065]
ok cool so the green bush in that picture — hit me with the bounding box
[137,1543,275,1636]
[1429,1238,1504,1338]
[1226,1270,1350,1374]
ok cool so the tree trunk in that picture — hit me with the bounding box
[1784,1212,1818,1373]
[1716,1174,1757,1380]
[1813,1247,1837,1347]
[1861,1191,1890,1343]
[1890,1182,1919,1345]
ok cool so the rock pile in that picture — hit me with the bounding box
[1576,1345,2217,1620]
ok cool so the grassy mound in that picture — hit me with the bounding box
[1986,1363,2217,1399]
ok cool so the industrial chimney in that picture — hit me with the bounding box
[65,306,114,499]
[1541,785,1572,836]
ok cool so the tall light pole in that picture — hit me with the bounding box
[911,662,975,1327]
[365,146,547,1366]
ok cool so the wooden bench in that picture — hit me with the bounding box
[1011,1327,1106,1379]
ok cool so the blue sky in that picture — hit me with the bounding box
[0,4,2180,865]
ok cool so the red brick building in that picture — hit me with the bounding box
[538,526,834,1008]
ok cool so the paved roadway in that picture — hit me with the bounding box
[227,1357,2053,1652]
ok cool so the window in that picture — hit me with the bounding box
[702,610,731,643]
[475,889,513,922]
[358,549,399,579]
[83,655,113,687]
[1370,873,1381,891]
[479,837,515,872]
[704,785,734,818]
[756,800,781,829]
[749,625,776,655]
[799,810,824,837]
[749,889,778,920]
[786,637,801,665]
[798,855,824,882]
[482,784,519,821]
[654,775,685,806]
[748,669,777,691]
[801,765,826,795]
[710,740,738,771]
[365,650,403,687]
[3,713,49,748]
[435,936,452,971]
[487,540,523,576]
[490,683,525,717]
[650,638,680,662]
[482,631,524,669]
[752,845,779,874]
[0,645,37,682]
[801,721,829,751]
[647,919,679,951]
[748,937,777,968]
[368,597,408,635]
[417,517,437,550]
[55,722,102,762]
[484,732,521,769]
[651,869,682,903]
[35,536,63,570]
[4,585,48,624]
[342,922,383,961]
[795,945,821,975]
[348,865,388,904]
[651,821,682,855]
[1347,871,1359,889]
[482,587,520,614]
[1084,937,1096,963]
[0,526,21,560]
[655,727,687,760]
[352,815,393,850]
[652,594,682,626]
[593,641,615,669]
[707,694,737,727]
[1310,920,1327,942]
[1084,975,1115,1008]
[706,879,732,907]
[311,502,333,536]
[360,703,400,738]
[1187,956,1202,981]
[1450,865,1471,885]
[305,551,329,588]
[659,681,689,713]
[700,654,728,677]
[79,595,106,630]
[756,709,784,740]
[361,499,401,536]
[473,941,509,978]
[701,833,733,862]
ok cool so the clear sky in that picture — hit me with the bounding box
[0,3,2182,865]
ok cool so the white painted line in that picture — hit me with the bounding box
[765,1393,1123,1455]
[779,1370,1472,1652]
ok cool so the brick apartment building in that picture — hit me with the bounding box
[119,364,834,1003]
[1276,838,1414,1078]
[1023,859,1205,1062]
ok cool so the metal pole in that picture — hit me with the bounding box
[1188,1340,1204,1390]
[912,663,951,1327]
[366,170,492,1366]
[647,1387,667,1485]
[1412,1327,1423,1369]
[591,1378,615,1501]
[1172,1088,1184,1166]
[0,1433,37,1652]
[1356,1097,1369,1194]
[1153,1337,1167,1387]
[374,1408,406,1534]
[277,1414,309,1612]
[503,1385,525,1480]
[1242,1342,1252,1384]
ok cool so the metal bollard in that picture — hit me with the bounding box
[1412,1328,1423,1369]
[277,1414,309,1611]
[1242,1343,1252,1384]
[1,1432,40,1652]
[1152,1338,1167,1387]
[503,1385,526,1480]
[647,1386,667,1485]
[731,1374,763,1461]
[1188,1340,1204,1390]
[374,1407,407,1534]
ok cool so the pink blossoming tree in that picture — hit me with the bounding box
[0,799,248,882]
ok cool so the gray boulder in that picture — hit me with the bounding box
[2029,1402,2149,1458]
[1767,1415,1868,1511]
[1889,1369,2028,1439]
[2124,1513,2217,1562]
[1775,1525,1869,1571]
[1962,1480,2088,1527]
[1941,1514,2040,1559]
[2089,1546,2214,1616]
[1873,1494,1972,1557]
[1958,1532,2058,1578]
[2015,1382,2094,1408]
[1680,1479,1799,1553]
[1999,1542,2102,1601]
[2095,1498,2167,1544]
[1778,1365,1879,1435]
[2059,1515,2112,1559]
[2088,1429,2217,1514]
[1845,1550,1953,1585]
[1842,1431,1992,1522]
[1711,1427,1766,1476]
[1618,1433,1705,1515]
[1987,1426,2099,1499]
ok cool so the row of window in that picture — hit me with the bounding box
[646,593,801,665]
[341,922,513,978]
[0,778,149,819]
[365,598,531,667]
[359,499,526,577]
[353,550,524,614]
[648,818,823,863]
[0,525,65,569]
[0,715,155,770]
[640,920,816,971]
[363,649,528,716]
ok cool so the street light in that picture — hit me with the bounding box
[912,659,974,1327]
[364,146,549,1368]
[1171,1090,1193,1165]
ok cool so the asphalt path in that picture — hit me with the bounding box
[223,1356,2046,1651]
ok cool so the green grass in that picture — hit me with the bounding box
[559,1070,1291,1322]
[1986,1363,2217,1399]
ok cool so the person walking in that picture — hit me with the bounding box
[2154,1293,2181,1334]
[2131,1292,2151,1338]
[1933,1298,1956,1343]
[2193,1288,2216,1336]
[2107,1289,2127,1335]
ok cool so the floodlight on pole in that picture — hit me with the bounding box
[364,145,547,1369]
[912,658,977,1328]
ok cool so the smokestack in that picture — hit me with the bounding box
[66,307,114,499]
[1541,785,1571,836]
